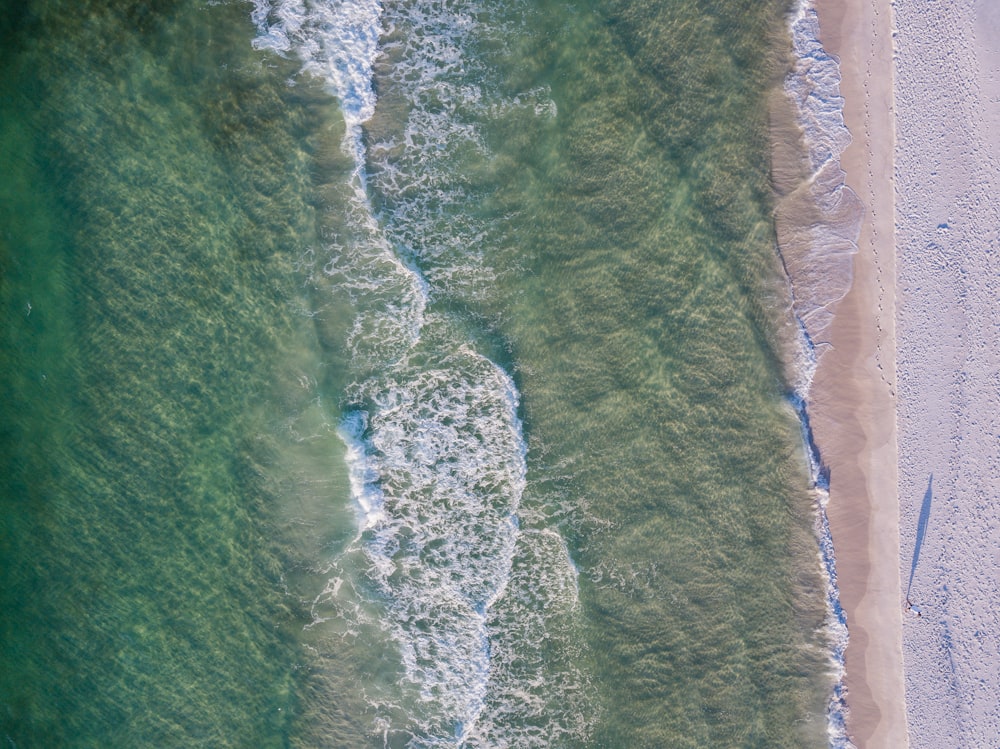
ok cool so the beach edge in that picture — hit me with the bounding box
[809,0,908,746]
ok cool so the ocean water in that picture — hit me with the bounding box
[1,0,834,746]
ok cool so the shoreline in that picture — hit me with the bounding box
[810,0,905,746]
[772,0,906,745]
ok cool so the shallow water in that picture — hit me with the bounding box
[2,0,832,746]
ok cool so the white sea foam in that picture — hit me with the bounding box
[782,8,859,743]
[251,1,577,744]
[785,4,851,174]
[782,0,862,346]
[337,411,385,532]
[788,322,855,749]
[251,0,381,127]
[334,356,591,744]
[468,528,595,748]
[366,0,555,301]
[254,0,427,371]
[816,488,853,749]
[346,355,526,742]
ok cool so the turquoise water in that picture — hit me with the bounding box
[1,0,831,746]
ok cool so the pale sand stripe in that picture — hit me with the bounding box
[893,0,1000,745]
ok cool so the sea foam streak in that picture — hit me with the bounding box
[781,1,862,347]
[342,352,526,742]
[784,2,857,747]
[788,328,854,749]
[254,0,426,371]
[252,1,587,744]
[365,1,555,301]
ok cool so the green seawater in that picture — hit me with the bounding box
[484,3,832,745]
[1,0,832,747]
[1,1,353,744]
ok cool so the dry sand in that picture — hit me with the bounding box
[892,0,1000,745]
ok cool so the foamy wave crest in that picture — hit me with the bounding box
[779,0,862,345]
[253,0,427,370]
[367,0,556,300]
[251,0,381,127]
[338,411,386,532]
[467,529,596,747]
[786,4,850,173]
[815,485,854,749]
[787,325,855,749]
[345,352,526,743]
[252,1,581,743]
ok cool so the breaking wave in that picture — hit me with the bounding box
[251,1,589,744]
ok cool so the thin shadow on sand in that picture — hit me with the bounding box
[906,473,933,602]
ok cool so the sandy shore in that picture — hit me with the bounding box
[807,0,906,746]
[772,0,907,745]
[892,0,1000,745]
[793,0,1000,745]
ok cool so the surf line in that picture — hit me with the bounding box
[251,0,530,741]
[782,1,860,747]
[787,330,853,749]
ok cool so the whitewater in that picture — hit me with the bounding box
[251,0,589,745]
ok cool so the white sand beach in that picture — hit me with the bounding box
[893,0,1000,745]
[794,0,1000,746]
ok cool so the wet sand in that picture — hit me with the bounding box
[809,0,908,746]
